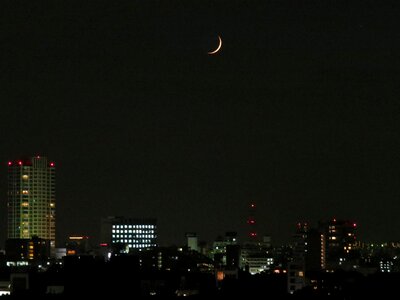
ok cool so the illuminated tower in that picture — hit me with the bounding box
[7,156,56,248]
[247,202,258,240]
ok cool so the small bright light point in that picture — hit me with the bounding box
[50,162,55,167]
[8,161,12,166]
[18,161,22,165]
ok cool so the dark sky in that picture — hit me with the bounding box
[1,0,400,248]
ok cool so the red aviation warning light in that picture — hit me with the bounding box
[247,202,258,240]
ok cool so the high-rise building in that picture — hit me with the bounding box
[101,216,157,253]
[319,218,357,270]
[7,156,56,249]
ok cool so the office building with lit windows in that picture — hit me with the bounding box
[7,156,56,249]
[101,216,157,252]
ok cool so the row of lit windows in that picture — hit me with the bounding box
[112,229,154,234]
[112,234,155,239]
[20,203,54,206]
[128,244,156,248]
[112,238,154,243]
[112,224,155,229]
[111,242,156,248]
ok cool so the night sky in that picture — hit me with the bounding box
[1,0,400,247]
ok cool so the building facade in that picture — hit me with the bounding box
[7,156,56,248]
[101,216,157,252]
[320,219,357,270]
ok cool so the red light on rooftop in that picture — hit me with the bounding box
[250,203,256,208]
[18,161,22,166]
[333,218,336,223]
[8,161,12,166]
[353,223,357,227]
[250,232,257,237]
[50,162,55,167]
[100,243,108,247]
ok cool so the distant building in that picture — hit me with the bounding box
[241,233,273,275]
[186,233,198,252]
[54,248,66,260]
[101,216,157,253]
[287,222,308,294]
[212,232,238,266]
[7,156,56,249]
[242,250,273,274]
[319,219,357,270]
[287,221,328,293]
[66,236,91,256]
[226,245,241,268]
[5,236,50,263]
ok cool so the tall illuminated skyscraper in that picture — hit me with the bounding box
[7,156,56,248]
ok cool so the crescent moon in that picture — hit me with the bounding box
[208,35,222,55]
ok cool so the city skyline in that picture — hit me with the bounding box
[1,1,400,247]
